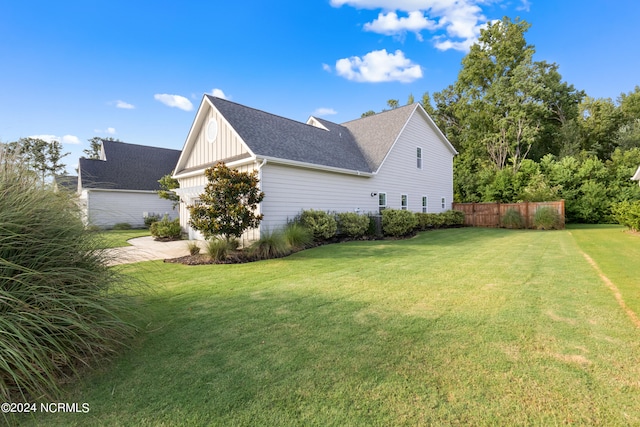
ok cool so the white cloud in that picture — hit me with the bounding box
[364,11,438,40]
[313,107,338,116]
[335,49,422,83]
[322,63,332,72]
[211,88,228,99]
[154,93,193,111]
[330,0,491,52]
[94,127,117,135]
[115,100,135,109]
[29,134,80,145]
[62,135,81,144]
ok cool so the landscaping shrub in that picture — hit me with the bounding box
[533,206,562,230]
[382,209,417,237]
[206,237,238,262]
[415,213,444,230]
[249,229,290,260]
[441,210,465,227]
[149,215,181,240]
[187,241,201,256]
[143,213,161,228]
[612,200,640,231]
[298,209,337,240]
[501,208,524,229]
[0,156,135,402]
[113,222,132,230]
[283,223,313,250]
[336,212,370,238]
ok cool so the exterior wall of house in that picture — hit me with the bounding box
[81,190,177,228]
[175,106,454,241]
[183,106,250,170]
[372,109,454,214]
[259,110,454,232]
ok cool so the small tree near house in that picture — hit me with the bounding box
[188,162,265,241]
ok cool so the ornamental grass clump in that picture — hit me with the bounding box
[0,155,136,402]
[533,206,562,230]
[501,208,525,229]
[283,223,313,250]
[249,229,290,260]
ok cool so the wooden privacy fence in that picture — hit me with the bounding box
[451,200,565,229]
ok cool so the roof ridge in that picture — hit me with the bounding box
[340,102,417,126]
[102,140,181,153]
[207,95,320,129]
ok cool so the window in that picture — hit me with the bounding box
[416,147,423,169]
[378,192,387,213]
[441,197,446,209]
[401,194,408,210]
[422,196,428,213]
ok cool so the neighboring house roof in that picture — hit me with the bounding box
[79,140,181,191]
[633,165,640,183]
[54,175,78,192]
[175,96,456,177]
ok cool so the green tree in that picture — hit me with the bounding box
[5,137,68,184]
[361,110,375,118]
[83,137,121,159]
[387,99,399,110]
[188,162,265,241]
[157,174,180,208]
[577,97,624,159]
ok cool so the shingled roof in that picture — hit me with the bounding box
[79,140,181,191]
[207,96,372,172]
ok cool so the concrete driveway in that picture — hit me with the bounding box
[106,236,205,265]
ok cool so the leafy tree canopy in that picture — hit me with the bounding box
[188,162,265,241]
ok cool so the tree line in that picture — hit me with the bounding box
[379,17,640,223]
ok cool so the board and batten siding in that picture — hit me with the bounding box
[82,190,177,228]
[183,106,250,170]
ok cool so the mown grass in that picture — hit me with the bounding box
[17,227,640,426]
[97,229,151,249]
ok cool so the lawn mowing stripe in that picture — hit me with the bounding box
[579,250,640,329]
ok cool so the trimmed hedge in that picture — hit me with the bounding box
[382,209,417,237]
[336,212,370,238]
[298,210,337,240]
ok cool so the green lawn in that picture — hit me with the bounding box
[17,226,640,426]
[97,229,151,248]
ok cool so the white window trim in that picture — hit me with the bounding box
[401,194,408,210]
[441,197,446,209]
[378,192,387,213]
[422,195,428,213]
[417,147,423,170]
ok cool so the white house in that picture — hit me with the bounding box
[633,165,640,186]
[78,140,181,228]
[173,96,458,241]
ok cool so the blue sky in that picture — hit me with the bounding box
[1,0,639,175]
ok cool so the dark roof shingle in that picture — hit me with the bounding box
[79,140,181,191]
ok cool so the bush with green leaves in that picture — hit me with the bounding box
[298,209,337,240]
[187,241,201,256]
[382,209,417,237]
[415,213,444,230]
[0,155,135,402]
[336,212,370,238]
[612,200,640,231]
[441,210,466,227]
[501,208,524,229]
[533,206,563,230]
[143,213,161,228]
[149,215,182,240]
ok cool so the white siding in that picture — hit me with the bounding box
[177,106,454,240]
[83,190,177,228]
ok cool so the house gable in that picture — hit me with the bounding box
[174,96,255,178]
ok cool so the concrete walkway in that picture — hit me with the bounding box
[106,236,205,265]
